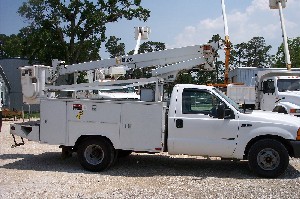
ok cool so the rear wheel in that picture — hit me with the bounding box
[77,138,115,172]
[248,139,289,178]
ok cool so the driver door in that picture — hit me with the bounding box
[168,88,239,157]
[261,79,277,111]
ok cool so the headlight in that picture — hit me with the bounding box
[290,109,300,113]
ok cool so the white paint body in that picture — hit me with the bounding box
[75,89,140,100]
[12,99,166,152]
[167,84,299,159]
[227,84,256,106]
[11,84,300,160]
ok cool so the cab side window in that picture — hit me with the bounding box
[262,79,275,94]
[182,89,221,115]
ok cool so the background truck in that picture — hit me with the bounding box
[227,67,300,117]
[9,41,300,178]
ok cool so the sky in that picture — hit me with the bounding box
[0,0,299,59]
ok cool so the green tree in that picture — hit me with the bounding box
[0,34,24,59]
[18,0,150,65]
[213,60,225,84]
[138,41,165,53]
[231,37,273,68]
[274,37,300,68]
[18,26,67,64]
[194,70,217,85]
[105,36,125,58]
[230,42,247,67]
[208,34,224,84]
[173,34,224,85]
[174,70,195,84]
[208,34,222,44]
[174,68,218,85]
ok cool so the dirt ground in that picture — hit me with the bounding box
[1,120,300,199]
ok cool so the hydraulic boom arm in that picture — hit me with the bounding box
[19,42,219,104]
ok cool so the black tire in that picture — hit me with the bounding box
[77,138,115,172]
[109,149,119,167]
[248,139,289,178]
[118,150,133,158]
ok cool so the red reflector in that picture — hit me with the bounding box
[203,45,211,51]
[203,45,212,55]
[11,126,16,130]
[155,148,162,151]
[73,104,82,110]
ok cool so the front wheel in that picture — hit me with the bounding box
[248,139,289,178]
[77,138,115,172]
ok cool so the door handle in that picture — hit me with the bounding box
[176,119,183,128]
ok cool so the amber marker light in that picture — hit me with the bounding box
[297,128,300,140]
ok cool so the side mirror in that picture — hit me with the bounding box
[224,108,233,119]
[217,103,233,119]
[217,104,225,119]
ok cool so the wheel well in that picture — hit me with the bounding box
[243,135,293,160]
[74,135,114,152]
[273,106,288,114]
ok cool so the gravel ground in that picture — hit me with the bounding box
[1,120,300,199]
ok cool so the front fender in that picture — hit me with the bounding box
[277,101,300,109]
[275,102,300,115]
[234,126,295,159]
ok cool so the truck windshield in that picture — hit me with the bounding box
[213,88,241,111]
[277,79,300,92]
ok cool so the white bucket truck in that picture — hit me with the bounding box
[227,67,300,117]
[10,44,300,178]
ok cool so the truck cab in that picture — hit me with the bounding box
[260,75,300,116]
[167,84,300,177]
[227,68,300,117]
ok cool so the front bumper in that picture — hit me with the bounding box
[290,140,300,158]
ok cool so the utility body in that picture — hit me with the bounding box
[10,43,300,178]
